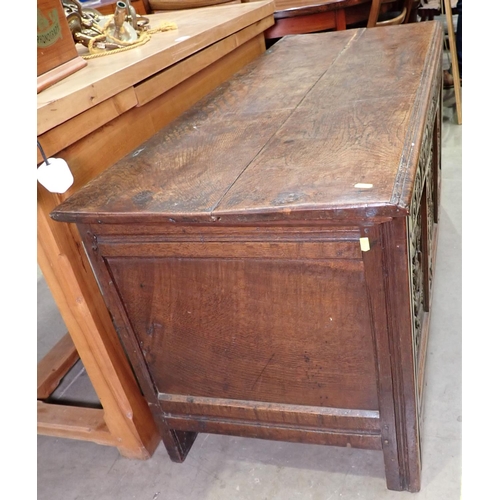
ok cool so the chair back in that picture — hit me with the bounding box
[367,0,414,27]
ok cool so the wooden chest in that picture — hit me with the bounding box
[51,21,443,492]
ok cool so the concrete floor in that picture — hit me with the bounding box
[37,92,462,499]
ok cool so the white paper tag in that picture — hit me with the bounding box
[37,158,74,194]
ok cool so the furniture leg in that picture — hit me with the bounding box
[443,0,462,124]
[362,221,422,492]
[162,429,198,463]
[335,9,347,30]
[37,192,161,458]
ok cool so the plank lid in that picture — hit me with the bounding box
[51,21,443,226]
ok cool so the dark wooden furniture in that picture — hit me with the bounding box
[265,0,419,39]
[51,21,443,492]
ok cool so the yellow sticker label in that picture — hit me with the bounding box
[360,237,370,252]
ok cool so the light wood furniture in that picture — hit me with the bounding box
[37,0,276,458]
[367,0,413,26]
[52,21,443,491]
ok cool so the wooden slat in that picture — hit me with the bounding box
[37,57,88,94]
[37,88,138,164]
[135,15,274,105]
[98,240,363,260]
[37,401,119,446]
[164,417,383,450]
[159,394,380,432]
[37,333,80,400]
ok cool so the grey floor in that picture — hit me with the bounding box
[37,42,463,500]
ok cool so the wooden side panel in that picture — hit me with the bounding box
[104,239,379,411]
[416,94,442,420]
[37,88,138,163]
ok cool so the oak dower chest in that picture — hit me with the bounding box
[51,21,443,492]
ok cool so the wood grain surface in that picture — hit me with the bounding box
[51,22,442,225]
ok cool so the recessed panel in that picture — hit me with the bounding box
[108,247,379,410]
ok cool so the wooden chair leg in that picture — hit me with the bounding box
[444,0,462,124]
[367,0,382,27]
